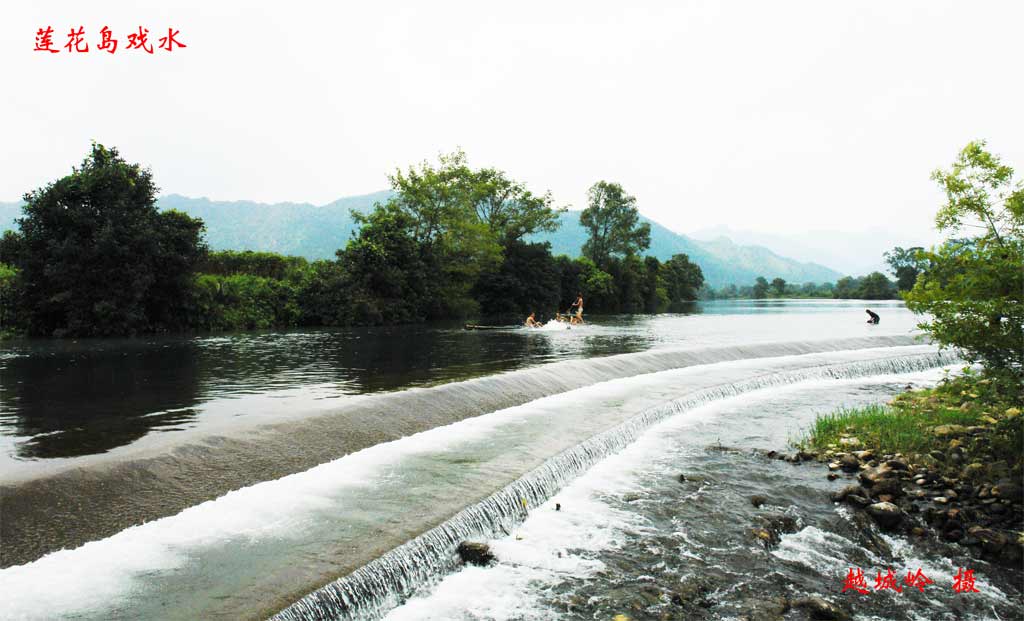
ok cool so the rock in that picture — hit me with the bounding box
[846,494,871,508]
[737,596,789,621]
[928,450,946,462]
[792,596,849,620]
[750,495,768,508]
[670,576,713,607]
[827,473,840,481]
[854,450,874,460]
[827,462,841,471]
[858,464,895,487]
[457,541,495,566]
[758,513,799,535]
[967,527,1008,555]
[962,463,986,480]
[838,454,860,473]
[831,484,864,502]
[933,424,967,437]
[885,459,909,471]
[992,481,1023,502]
[869,478,904,499]
[866,502,905,531]
[623,493,642,503]
[750,527,778,548]
[839,437,861,448]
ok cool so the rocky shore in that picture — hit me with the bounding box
[768,423,1024,568]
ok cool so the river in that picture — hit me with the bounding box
[1,300,1017,619]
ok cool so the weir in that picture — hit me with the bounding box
[272,349,959,621]
[0,335,926,567]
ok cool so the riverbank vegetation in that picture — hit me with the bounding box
[700,271,900,301]
[796,140,1022,563]
[803,371,1022,463]
[0,145,706,337]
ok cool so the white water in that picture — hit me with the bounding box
[381,368,1018,621]
[0,345,960,620]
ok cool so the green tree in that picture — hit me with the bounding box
[574,256,615,311]
[580,181,651,269]
[661,254,704,308]
[856,271,897,299]
[0,263,22,333]
[884,246,927,291]
[383,150,502,315]
[13,143,206,336]
[770,277,787,297]
[471,167,564,245]
[338,202,432,324]
[473,241,561,320]
[752,276,770,299]
[641,256,668,313]
[833,276,858,299]
[906,141,1023,374]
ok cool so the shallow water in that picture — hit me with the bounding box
[381,373,1021,621]
[3,300,986,621]
[0,299,910,470]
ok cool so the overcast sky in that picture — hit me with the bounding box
[3,1,1021,241]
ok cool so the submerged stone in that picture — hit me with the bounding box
[457,541,495,566]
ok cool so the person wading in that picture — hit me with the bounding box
[570,293,584,324]
[865,309,880,324]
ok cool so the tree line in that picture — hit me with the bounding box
[0,145,705,337]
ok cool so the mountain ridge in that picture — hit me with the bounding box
[1,193,843,287]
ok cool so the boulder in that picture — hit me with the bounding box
[992,481,1023,502]
[831,484,864,502]
[750,495,768,508]
[858,464,895,487]
[884,459,909,471]
[792,596,849,621]
[865,502,905,531]
[845,494,871,508]
[737,596,789,621]
[457,541,495,566]
[868,478,904,499]
[838,455,860,473]
[962,463,986,480]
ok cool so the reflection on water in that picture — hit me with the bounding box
[0,300,914,464]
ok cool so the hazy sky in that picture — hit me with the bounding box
[3,1,1021,241]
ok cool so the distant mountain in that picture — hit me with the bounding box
[533,212,842,287]
[158,191,391,260]
[2,193,843,287]
[690,225,942,277]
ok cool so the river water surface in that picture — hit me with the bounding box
[3,300,1017,620]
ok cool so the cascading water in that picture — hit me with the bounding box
[272,350,960,621]
[1,335,925,568]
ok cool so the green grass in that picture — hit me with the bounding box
[798,370,1023,463]
[801,403,983,457]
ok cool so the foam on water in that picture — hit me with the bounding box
[276,353,958,621]
[0,347,959,620]
[380,369,958,621]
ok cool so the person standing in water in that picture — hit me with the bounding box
[525,312,541,328]
[570,293,584,323]
[865,309,880,324]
